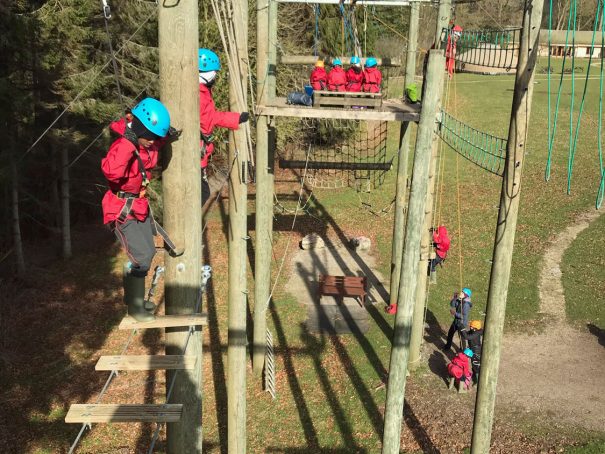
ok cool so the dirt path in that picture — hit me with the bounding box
[498,208,605,431]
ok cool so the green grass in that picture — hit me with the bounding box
[565,440,605,453]
[561,213,605,328]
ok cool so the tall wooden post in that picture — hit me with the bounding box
[60,146,72,259]
[381,50,446,454]
[9,149,25,277]
[158,1,202,452]
[227,0,249,452]
[471,1,543,451]
[253,0,277,376]
[408,0,451,369]
[389,2,419,307]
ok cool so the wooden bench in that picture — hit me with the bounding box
[314,90,383,109]
[318,275,368,305]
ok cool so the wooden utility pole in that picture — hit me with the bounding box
[389,2,419,308]
[408,0,452,369]
[381,49,446,454]
[227,0,249,452]
[9,148,25,277]
[158,0,202,451]
[253,0,278,376]
[471,0,544,451]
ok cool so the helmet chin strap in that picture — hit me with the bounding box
[199,70,217,85]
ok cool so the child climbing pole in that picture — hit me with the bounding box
[310,59,328,91]
[101,98,181,322]
[442,287,472,351]
[198,48,249,203]
[327,58,347,91]
[430,225,450,273]
[421,23,462,100]
[346,56,363,92]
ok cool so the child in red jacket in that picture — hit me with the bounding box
[198,48,249,202]
[345,56,363,92]
[447,348,473,390]
[362,57,382,93]
[430,225,450,272]
[327,58,347,92]
[101,98,179,322]
[310,60,328,91]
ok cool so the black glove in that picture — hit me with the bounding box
[239,112,249,124]
[167,126,182,141]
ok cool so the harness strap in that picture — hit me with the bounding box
[117,197,135,223]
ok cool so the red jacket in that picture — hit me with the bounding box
[433,225,451,259]
[199,83,240,168]
[327,67,347,92]
[101,137,164,224]
[363,67,382,93]
[448,352,471,379]
[109,118,127,136]
[345,67,363,92]
[310,67,328,91]
[445,36,457,78]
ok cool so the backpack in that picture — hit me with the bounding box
[447,362,463,379]
[286,92,313,107]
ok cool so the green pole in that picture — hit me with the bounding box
[470,0,544,452]
[381,49,446,454]
[389,2,419,308]
[158,0,203,450]
[227,0,249,452]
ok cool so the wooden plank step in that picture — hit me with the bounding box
[314,90,382,98]
[119,314,208,330]
[95,355,196,371]
[65,404,182,423]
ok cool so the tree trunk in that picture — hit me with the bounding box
[61,146,72,259]
[9,152,26,277]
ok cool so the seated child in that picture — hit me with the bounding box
[447,348,473,390]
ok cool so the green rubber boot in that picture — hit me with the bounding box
[123,263,155,322]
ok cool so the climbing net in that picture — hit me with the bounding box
[450,28,521,71]
[278,117,391,190]
[438,109,508,177]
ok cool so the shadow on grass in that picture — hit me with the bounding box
[587,323,605,348]
[0,225,123,453]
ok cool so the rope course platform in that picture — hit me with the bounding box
[257,97,420,122]
[95,355,196,371]
[118,313,208,329]
[453,28,521,72]
[65,404,183,424]
[438,109,508,176]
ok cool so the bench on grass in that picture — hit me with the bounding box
[318,274,368,306]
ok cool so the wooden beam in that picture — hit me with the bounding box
[65,404,183,423]
[118,314,208,330]
[257,98,420,122]
[280,55,402,67]
[95,355,196,371]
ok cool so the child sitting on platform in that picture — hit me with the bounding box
[362,57,382,93]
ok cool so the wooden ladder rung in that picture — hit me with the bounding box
[119,314,208,330]
[65,404,182,423]
[95,355,196,371]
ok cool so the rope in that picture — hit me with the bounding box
[20,7,157,162]
[102,0,124,107]
[566,0,578,194]
[314,4,320,57]
[597,4,605,208]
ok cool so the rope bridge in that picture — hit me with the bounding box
[437,109,507,176]
[452,28,521,71]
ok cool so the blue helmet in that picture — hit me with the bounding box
[366,57,378,68]
[199,48,221,72]
[463,348,474,358]
[462,287,472,298]
[350,56,361,65]
[332,58,342,66]
[131,98,171,138]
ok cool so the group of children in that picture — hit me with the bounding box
[309,57,382,93]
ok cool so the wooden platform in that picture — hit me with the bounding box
[65,404,182,423]
[95,355,196,371]
[318,275,368,305]
[257,97,420,122]
[119,314,208,330]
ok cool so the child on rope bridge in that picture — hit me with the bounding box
[310,60,328,91]
[442,287,472,351]
[101,98,181,322]
[345,56,364,92]
[198,48,249,203]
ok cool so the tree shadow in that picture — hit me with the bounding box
[0,225,124,453]
[403,400,441,454]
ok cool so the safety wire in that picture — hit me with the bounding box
[568,0,603,195]
[21,5,158,162]
[597,2,605,208]
[566,0,578,194]
[452,63,464,291]
[101,0,124,107]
